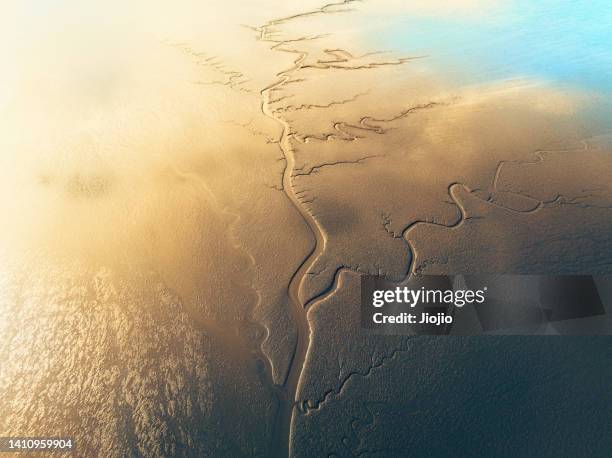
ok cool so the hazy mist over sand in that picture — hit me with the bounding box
[1,1,611,456]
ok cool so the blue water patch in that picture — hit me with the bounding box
[375,0,612,92]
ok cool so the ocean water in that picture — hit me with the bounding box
[376,0,612,93]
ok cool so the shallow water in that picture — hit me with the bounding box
[376,0,612,92]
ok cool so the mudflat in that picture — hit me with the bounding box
[1,1,611,456]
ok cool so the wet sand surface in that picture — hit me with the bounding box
[1,1,611,456]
